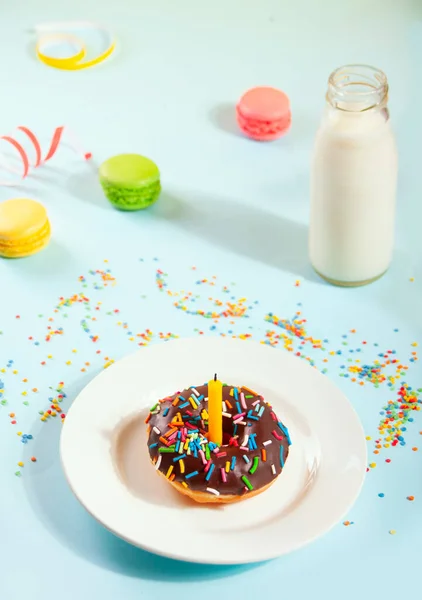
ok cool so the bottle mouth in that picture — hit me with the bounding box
[327,64,388,112]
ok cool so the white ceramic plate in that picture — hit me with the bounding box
[61,337,366,564]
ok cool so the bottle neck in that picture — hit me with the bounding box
[326,64,388,113]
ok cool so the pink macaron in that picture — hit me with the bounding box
[236,86,291,141]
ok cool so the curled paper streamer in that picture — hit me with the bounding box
[35,21,115,70]
[0,126,92,186]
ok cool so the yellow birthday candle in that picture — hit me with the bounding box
[208,374,223,446]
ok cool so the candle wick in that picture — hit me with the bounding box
[214,373,217,381]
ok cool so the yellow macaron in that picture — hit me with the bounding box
[0,198,51,258]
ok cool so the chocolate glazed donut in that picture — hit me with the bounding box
[146,383,291,503]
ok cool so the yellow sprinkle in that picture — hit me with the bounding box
[72,349,77,353]
[51,411,57,417]
[412,342,418,347]
[166,465,174,479]
[40,417,46,422]
[229,389,234,396]
[181,481,188,488]
[389,529,396,535]
[47,355,52,359]
[179,459,185,474]
[369,462,377,468]
[189,397,198,409]
[366,436,371,440]
[18,461,24,467]
[184,440,189,451]
[66,361,72,365]
[225,461,230,473]
[21,391,27,396]
[0,368,5,373]
[17,431,22,436]
[410,277,415,282]
[12,370,18,374]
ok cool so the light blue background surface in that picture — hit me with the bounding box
[1,2,422,599]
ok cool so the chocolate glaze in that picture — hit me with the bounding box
[146,383,291,497]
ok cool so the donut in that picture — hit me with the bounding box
[146,382,291,503]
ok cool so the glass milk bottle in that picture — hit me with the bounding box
[309,65,398,286]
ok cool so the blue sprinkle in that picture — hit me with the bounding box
[173,454,186,462]
[163,407,169,417]
[236,401,241,413]
[247,410,259,421]
[378,493,385,498]
[196,395,204,402]
[233,424,238,436]
[149,443,158,448]
[233,388,239,400]
[231,456,236,470]
[175,441,181,452]
[205,463,215,481]
[242,455,250,463]
[280,446,285,468]
[278,422,292,445]
[179,402,189,409]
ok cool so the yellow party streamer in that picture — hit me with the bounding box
[35,22,115,70]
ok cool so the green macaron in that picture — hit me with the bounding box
[99,154,161,211]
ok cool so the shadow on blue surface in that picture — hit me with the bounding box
[23,374,262,580]
[1,238,74,282]
[209,103,243,138]
[132,190,321,283]
[66,167,113,211]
